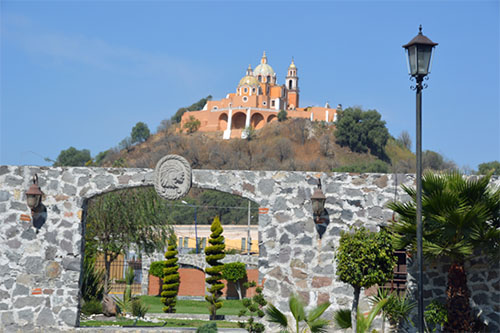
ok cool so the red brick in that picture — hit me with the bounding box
[20,214,31,221]
[64,212,73,217]
[31,288,42,295]
[43,289,54,295]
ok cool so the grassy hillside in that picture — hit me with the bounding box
[100,118,415,173]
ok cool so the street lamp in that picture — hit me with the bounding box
[182,200,199,254]
[403,25,438,333]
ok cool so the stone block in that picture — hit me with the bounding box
[36,307,56,326]
[312,276,332,288]
[59,308,77,326]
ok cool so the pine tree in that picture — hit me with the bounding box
[161,235,179,313]
[205,216,225,319]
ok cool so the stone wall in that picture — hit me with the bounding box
[0,165,498,331]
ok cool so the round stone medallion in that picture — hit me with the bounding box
[154,155,192,200]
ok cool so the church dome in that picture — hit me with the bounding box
[238,75,259,87]
[253,51,275,78]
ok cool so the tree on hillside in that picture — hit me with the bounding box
[397,130,412,150]
[334,107,389,159]
[422,150,456,171]
[183,116,201,134]
[335,227,396,330]
[171,95,212,124]
[205,216,225,319]
[277,110,288,122]
[54,147,91,166]
[388,172,500,331]
[85,187,172,295]
[478,160,500,175]
[131,122,150,143]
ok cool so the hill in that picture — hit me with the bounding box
[99,117,415,174]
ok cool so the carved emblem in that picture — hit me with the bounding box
[154,155,192,200]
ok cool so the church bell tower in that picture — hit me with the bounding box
[286,58,299,109]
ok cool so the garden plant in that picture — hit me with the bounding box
[335,227,396,330]
[205,216,226,319]
[238,281,267,333]
[162,234,180,313]
[389,172,500,331]
[222,262,247,300]
[265,293,330,333]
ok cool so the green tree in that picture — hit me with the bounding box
[478,160,500,175]
[85,187,172,295]
[335,227,396,330]
[265,294,330,333]
[54,146,91,166]
[131,122,150,143]
[205,216,225,319]
[222,262,247,300]
[334,107,389,159]
[422,150,456,171]
[172,95,212,124]
[184,116,201,134]
[278,110,288,122]
[161,234,180,313]
[388,172,500,332]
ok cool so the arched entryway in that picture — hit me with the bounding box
[251,113,265,129]
[267,114,277,123]
[218,113,228,130]
[232,112,246,129]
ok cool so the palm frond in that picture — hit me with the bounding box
[307,301,330,322]
[289,294,306,322]
[333,308,352,329]
[265,303,288,328]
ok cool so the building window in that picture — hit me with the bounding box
[252,87,256,93]
[243,96,248,102]
[244,87,248,93]
[263,101,267,106]
[212,106,218,110]
[289,80,293,89]
[266,75,270,83]
[258,75,262,82]
[271,100,275,107]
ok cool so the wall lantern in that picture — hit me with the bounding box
[26,174,44,215]
[403,25,438,78]
[311,179,326,222]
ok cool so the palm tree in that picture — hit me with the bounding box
[388,172,500,332]
[265,294,330,333]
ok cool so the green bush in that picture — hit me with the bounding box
[205,216,225,318]
[222,262,246,300]
[81,298,103,316]
[424,300,447,332]
[238,281,266,333]
[149,261,166,278]
[131,297,149,318]
[196,322,218,333]
[161,235,180,313]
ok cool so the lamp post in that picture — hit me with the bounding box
[182,201,199,254]
[403,25,438,333]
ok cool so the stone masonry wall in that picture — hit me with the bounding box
[0,165,498,331]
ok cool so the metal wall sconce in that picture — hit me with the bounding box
[25,174,47,231]
[311,178,328,238]
[26,174,43,214]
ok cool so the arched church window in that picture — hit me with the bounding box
[266,75,270,83]
[289,80,292,89]
[244,87,248,93]
[258,75,262,82]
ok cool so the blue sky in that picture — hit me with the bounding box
[1,1,499,170]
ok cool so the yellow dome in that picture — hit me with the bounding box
[289,59,296,69]
[238,75,259,87]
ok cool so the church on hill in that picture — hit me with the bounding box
[180,52,341,139]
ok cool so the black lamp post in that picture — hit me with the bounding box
[403,25,438,333]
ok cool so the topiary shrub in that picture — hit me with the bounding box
[205,216,225,319]
[161,235,179,313]
[149,261,166,278]
[222,262,247,300]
